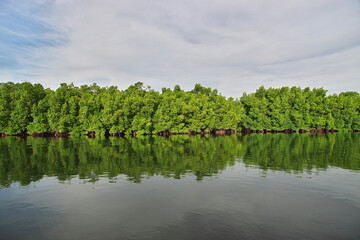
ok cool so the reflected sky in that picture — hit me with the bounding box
[0,165,359,240]
[0,134,359,239]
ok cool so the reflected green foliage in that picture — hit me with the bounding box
[239,133,360,172]
[0,135,240,186]
[0,134,359,187]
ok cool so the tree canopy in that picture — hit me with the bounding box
[0,82,359,136]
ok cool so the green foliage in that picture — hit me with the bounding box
[47,83,80,133]
[241,86,360,131]
[0,82,47,134]
[0,82,359,135]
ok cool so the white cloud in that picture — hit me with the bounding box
[1,0,360,96]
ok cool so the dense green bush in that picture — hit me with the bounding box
[0,82,359,135]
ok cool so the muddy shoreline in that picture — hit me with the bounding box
[1,128,356,138]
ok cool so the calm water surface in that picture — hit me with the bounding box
[0,134,359,240]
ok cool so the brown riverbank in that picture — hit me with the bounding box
[1,127,357,138]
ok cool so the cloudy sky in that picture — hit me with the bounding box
[1,0,359,97]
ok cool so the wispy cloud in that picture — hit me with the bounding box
[1,0,359,96]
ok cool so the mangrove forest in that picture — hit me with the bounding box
[0,81,359,136]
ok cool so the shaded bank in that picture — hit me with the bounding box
[1,128,349,138]
[0,127,349,138]
[0,133,359,187]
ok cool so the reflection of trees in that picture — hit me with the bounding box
[0,135,240,186]
[239,133,360,172]
[0,134,359,187]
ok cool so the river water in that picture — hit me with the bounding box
[0,134,359,239]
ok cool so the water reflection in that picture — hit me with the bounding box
[0,133,359,187]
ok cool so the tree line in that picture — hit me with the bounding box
[0,81,359,136]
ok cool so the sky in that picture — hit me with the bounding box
[0,0,360,97]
